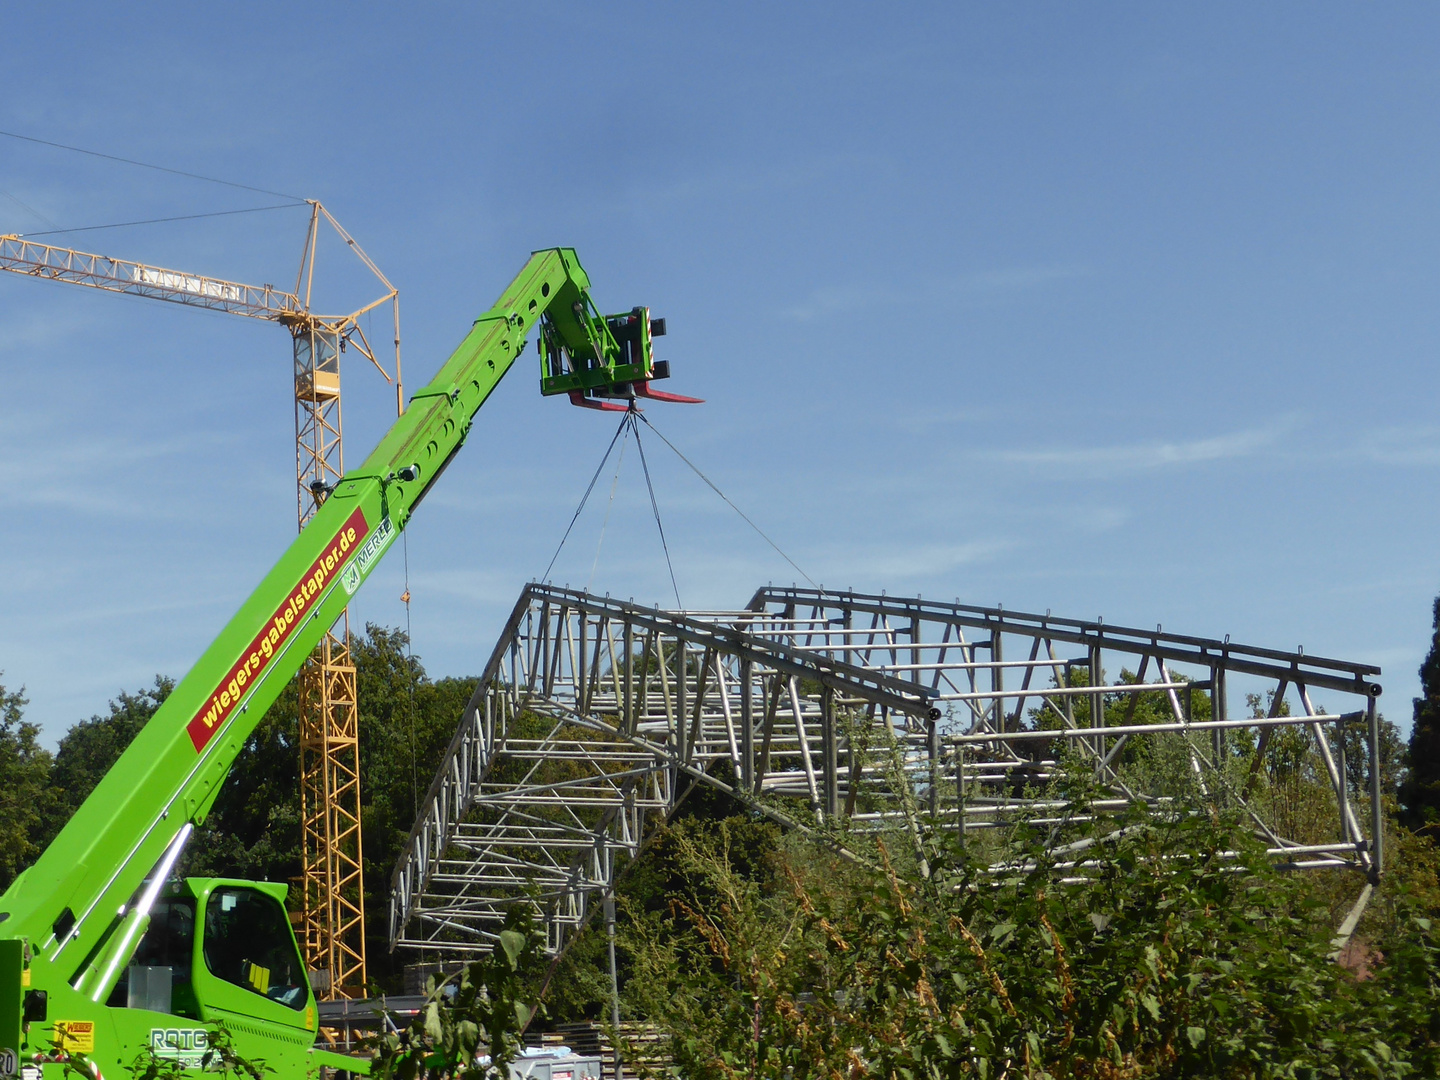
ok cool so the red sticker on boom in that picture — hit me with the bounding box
[187,507,369,752]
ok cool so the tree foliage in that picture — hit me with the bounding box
[619,805,1440,1079]
[184,676,302,885]
[40,676,175,849]
[1404,594,1440,831]
[370,909,544,1080]
[0,675,54,890]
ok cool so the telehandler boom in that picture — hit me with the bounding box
[0,248,688,1078]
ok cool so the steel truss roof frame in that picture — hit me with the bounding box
[389,584,1385,956]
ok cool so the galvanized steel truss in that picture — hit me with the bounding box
[389,584,1384,956]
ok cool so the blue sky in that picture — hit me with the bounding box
[2,4,1438,742]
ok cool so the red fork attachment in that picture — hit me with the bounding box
[568,381,704,410]
[633,381,703,404]
[568,390,628,412]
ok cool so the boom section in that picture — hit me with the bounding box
[0,247,610,1001]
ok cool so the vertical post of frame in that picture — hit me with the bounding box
[578,611,588,712]
[1368,693,1383,880]
[740,657,755,793]
[624,619,634,734]
[821,684,839,819]
[956,740,967,843]
[1090,639,1104,766]
[1336,715,1350,846]
[992,622,1004,733]
[927,711,939,817]
[1212,662,1227,768]
[676,640,689,772]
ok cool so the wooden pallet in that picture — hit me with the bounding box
[542,1022,672,1080]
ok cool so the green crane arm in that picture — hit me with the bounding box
[0,247,642,1002]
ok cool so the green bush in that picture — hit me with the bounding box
[615,802,1440,1079]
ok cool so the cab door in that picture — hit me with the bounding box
[190,881,316,1071]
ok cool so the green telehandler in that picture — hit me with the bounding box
[0,248,693,1078]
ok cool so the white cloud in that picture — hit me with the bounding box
[1356,426,1440,467]
[783,263,1089,322]
[960,419,1440,480]
[0,299,101,355]
[980,420,1294,479]
[632,153,886,211]
[817,539,1013,582]
[0,416,245,516]
[403,566,523,607]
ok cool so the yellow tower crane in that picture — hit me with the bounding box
[0,202,398,1000]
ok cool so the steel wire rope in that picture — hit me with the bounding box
[586,416,630,594]
[0,128,305,200]
[13,202,307,239]
[633,410,818,588]
[0,184,61,231]
[630,409,683,608]
[539,408,632,584]
[402,530,420,819]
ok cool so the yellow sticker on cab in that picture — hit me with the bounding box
[53,1022,95,1054]
[247,963,270,994]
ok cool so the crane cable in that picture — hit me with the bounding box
[545,404,683,608]
[0,185,60,231]
[0,128,304,200]
[543,404,816,598]
[635,410,817,588]
[402,530,420,818]
[630,409,683,609]
[586,420,629,594]
[540,408,631,585]
[13,202,305,239]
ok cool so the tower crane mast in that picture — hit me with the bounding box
[0,202,399,1000]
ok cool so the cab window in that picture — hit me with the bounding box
[107,897,197,1016]
[202,887,307,1010]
